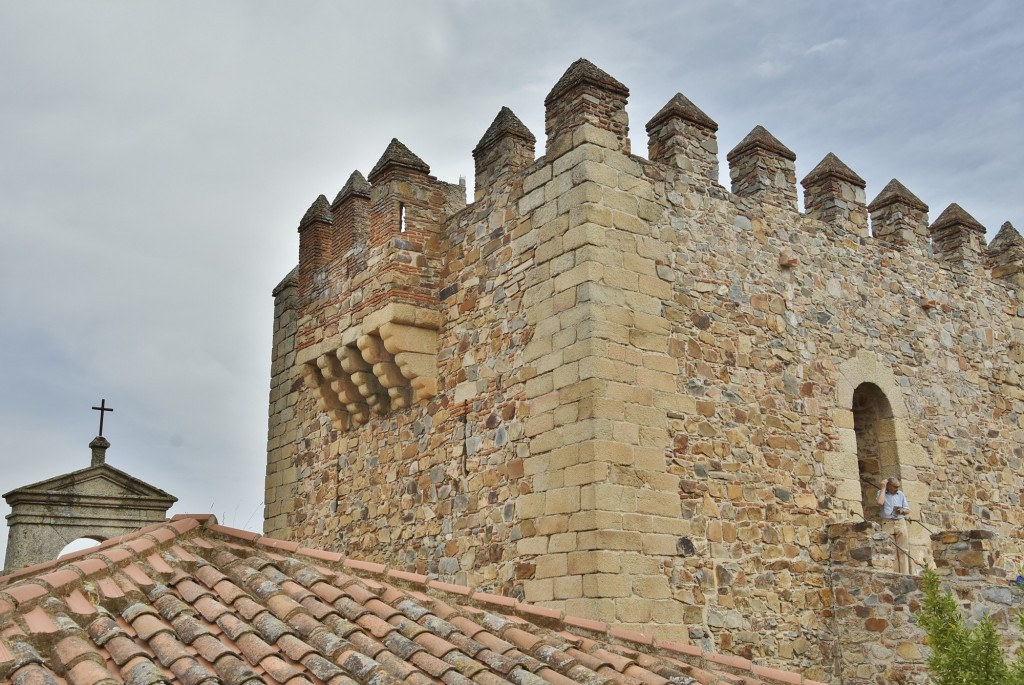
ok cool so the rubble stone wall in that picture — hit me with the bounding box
[265,59,1024,683]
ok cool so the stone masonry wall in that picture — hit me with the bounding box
[266,59,1024,683]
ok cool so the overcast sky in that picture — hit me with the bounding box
[1,1,1022,567]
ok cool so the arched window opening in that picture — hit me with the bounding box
[58,536,104,559]
[853,382,900,521]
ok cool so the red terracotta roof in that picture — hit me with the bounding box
[0,515,824,685]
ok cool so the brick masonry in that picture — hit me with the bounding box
[265,59,1024,683]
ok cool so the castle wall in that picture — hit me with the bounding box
[265,59,1024,683]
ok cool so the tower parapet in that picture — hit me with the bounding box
[544,58,630,159]
[293,138,466,433]
[726,125,798,211]
[867,178,930,251]
[645,92,719,186]
[929,203,987,268]
[801,153,867,237]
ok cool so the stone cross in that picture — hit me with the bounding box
[92,398,113,437]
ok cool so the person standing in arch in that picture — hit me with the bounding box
[877,477,911,574]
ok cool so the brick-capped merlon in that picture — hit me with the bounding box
[645,92,719,183]
[985,221,1024,284]
[544,58,630,156]
[333,170,371,206]
[800,152,867,236]
[801,152,865,189]
[298,194,332,231]
[868,178,928,214]
[726,124,796,163]
[929,202,987,268]
[726,125,798,210]
[473,106,536,156]
[868,178,929,250]
[473,106,536,201]
[368,138,430,183]
[297,194,334,300]
[331,170,371,265]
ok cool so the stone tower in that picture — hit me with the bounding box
[266,59,1024,683]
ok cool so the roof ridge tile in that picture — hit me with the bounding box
[427,580,471,597]
[256,536,301,554]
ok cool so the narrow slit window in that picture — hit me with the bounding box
[399,203,407,233]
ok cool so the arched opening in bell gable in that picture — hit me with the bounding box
[58,536,105,559]
[852,382,900,521]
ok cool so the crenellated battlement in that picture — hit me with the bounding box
[267,57,1024,685]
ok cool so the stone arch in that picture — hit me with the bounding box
[58,536,106,559]
[831,350,931,568]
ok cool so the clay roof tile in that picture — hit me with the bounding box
[0,516,818,685]
[105,635,149,666]
[12,663,64,685]
[23,607,60,636]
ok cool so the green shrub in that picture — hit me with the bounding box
[916,568,1024,685]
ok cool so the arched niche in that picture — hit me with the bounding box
[852,383,900,520]
[831,350,931,570]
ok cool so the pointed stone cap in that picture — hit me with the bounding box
[473,106,536,156]
[801,152,865,188]
[545,58,629,106]
[368,138,430,182]
[272,265,299,297]
[298,194,332,230]
[727,125,796,162]
[89,436,110,466]
[930,203,986,235]
[333,170,371,206]
[645,92,718,133]
[868,178,928,213]
[987,221,1024,256]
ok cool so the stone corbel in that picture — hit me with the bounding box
[320,352,370,427]
[357,333,413,409]
[338,334,389,415]
[362,303,441,402]
[300,362,349,431]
